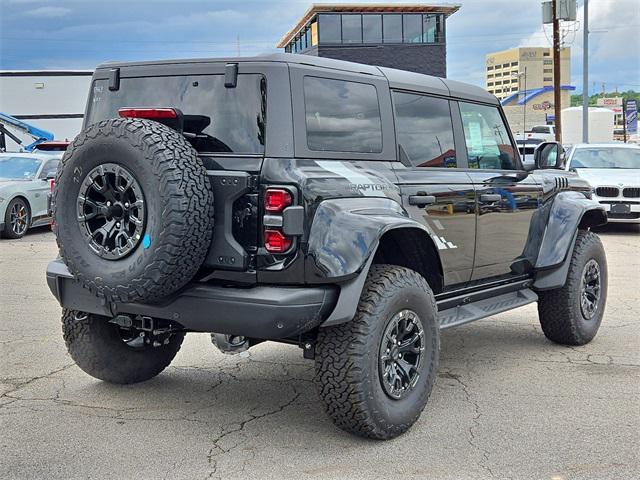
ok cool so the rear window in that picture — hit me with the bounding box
[303,76,382,153]
[531,126,550,133]
[87,74,266,154]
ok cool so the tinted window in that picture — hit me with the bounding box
[383,15,402,43]
[363,14,382,43]
[342,15,362,43]
[319,14,341,43]
[304,77,382,153]
[403,14,422,43]
[393,92,456,168]
[40,159,59,178]
[459,102,517,170]
[87,74,266,154]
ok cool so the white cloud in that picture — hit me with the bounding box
[24,6,71,17]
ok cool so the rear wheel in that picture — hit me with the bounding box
[61,309,185,384]
[537,230,607,345]
[314,265,439,440]
[3,197,30,239]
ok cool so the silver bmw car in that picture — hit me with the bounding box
[0,152,61,238]
[564,143,640,225]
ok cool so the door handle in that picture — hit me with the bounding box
[480,194,502,202]
[408,195,436,206]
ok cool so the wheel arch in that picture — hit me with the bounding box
[533,191,607,291]
[309,197,444,327]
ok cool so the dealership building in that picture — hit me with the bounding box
[277,3,460,78]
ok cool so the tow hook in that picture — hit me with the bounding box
[211,334,249,354]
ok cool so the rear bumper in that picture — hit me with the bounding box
[46,260,338,339]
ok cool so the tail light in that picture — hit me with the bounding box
[118,108,178,120]
[264,229,292,253]
[263,187,294,253]
[264,188,292,213]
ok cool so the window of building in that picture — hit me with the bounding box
[487,82,494,86]
[318,14,342,43]
[459,102,516,170]
[511,61,518,66]
[544,59,552,65]
[487,65,494,70]
[544,68,552,73]
[362,14,382,43]
[495,81,502,85]
[383,14,402,43]
[502,63,509,68]
[495,72,502,77]
[310,21,318,46]
[543,77,553,82]
[303,77,382,153]
[543,51,550,56]
[511,87,518,91]
[403,14,422,43]
[392,92,457,168]
[305,28,311,49]
[342,14,362,43]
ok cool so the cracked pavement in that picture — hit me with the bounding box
[1,225,639,480]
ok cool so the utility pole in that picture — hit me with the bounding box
[552,0,562,143]
[582,0,589,143]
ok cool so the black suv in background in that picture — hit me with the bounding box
[47,54,607,440]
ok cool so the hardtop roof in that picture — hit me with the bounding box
[96,53,497,104]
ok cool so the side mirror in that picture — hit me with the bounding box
[44,173,56,181]
[533,141,565,170]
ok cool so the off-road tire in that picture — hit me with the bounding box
[54,118,213,303]
[61,309,185,384]
[3,197,30,239]
[538,230,607,345]
[314,264,439,440]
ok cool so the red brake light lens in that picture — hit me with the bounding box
[118,108,178,119]
[264,229,292,253]
[264,188,292,213]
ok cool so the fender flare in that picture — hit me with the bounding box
[533,191,606,290]
[304,197,443,326]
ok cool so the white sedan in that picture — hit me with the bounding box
[564,143,640,224]
[0,152,61,238]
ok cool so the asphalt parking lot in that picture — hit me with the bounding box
[1,226,639,480]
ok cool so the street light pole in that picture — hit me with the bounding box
[582,0,589,143]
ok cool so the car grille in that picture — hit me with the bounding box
[595,187,619,198]
[623,187,640,198]
[609,212,640,220]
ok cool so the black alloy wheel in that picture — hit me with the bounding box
[77,163,145,260]
[580,259,601,320]
[379,309,425,400]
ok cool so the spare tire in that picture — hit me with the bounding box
[54,118,214,303]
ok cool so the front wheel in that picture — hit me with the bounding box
[314,265,439,440]
[61,309,185,384]
[537,230,608,345]
[3,197,30,239]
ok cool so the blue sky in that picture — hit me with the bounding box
[1,0,638,94]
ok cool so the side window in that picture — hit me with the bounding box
[392,91,457,168]
[459,102,517,170]
[40,159,59,178]
[303,77,382,153]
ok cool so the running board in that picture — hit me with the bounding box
[437,288,538,329]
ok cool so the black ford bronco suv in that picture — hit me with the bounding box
[47,54,608,440]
